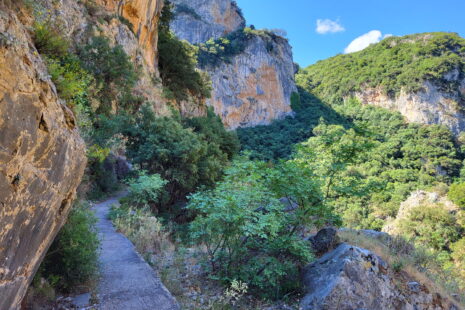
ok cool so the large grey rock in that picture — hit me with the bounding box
[301,243,458,310]
[308,227,340,255]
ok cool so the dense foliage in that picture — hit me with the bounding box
[237,88,349,161]
[37,202,99,291]
[99,105,239,209]
[158,1,212,101]
[188,157,338,299]
[297,32,465,104]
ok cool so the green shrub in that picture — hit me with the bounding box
[78,36,139,113]
[397,204,462,251]
[45,55,94,105]
[188,157,337,299]
[112,105,238,209]
[158,1,212,101]
[125,171,167,208]
[38,201,99,291]
[33,22,69,58]
[448,182,465,209]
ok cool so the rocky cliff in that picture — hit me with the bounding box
[170,0,245,44]
[170,0,297,128]
[94,0,164,70]
[354,77,465,136]
[298,32,465,136]
[0,9,86,310]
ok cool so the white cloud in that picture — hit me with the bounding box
[316,19,345,34]
[344,30,393,53]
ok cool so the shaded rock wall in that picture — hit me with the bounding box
[170,0,245,44]
[0,9,86,310]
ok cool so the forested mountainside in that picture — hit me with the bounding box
[0,0,464,309]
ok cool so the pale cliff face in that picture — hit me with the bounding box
[206,35,297,129]
[0,10,86,310]
[170,0,245,43]
[354,73,465,135]
[170,0,297,129]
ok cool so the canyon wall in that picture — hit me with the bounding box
[0,9,86,310]
[170,0,297,128]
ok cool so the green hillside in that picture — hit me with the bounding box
[297,32,465,104]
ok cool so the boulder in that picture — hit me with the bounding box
[308,227,340,255]
[0,9,86,310]
[301,243,458,310]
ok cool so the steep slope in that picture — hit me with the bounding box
[94,0,164,70]
[170,0,245,44]
[0,9,86,310]
[170,0,297,129]
[297,32,465,135]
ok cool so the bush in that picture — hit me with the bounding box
[33,22,69,58]
[111,206,171,254]
[158,1,212,101]
[125,171,167,208]
[188,157,336,299]
[115,105,238,209]
[37,201,99,291]
[448,182,465,209]
[45,55,94,105]
[78,36,139,113]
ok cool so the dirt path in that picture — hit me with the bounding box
[94,193,179,310]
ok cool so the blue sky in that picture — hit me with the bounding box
[235,0,465,67]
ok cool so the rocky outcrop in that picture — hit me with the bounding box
[35,0,180,116]
[301,243,459,310]
[170,0,245,44]
[170,0,297,129]
[205,34,297,129]
[383,190,461,235]
[94,0,164,70]
[0,9,86,310]
[354,75,465,135]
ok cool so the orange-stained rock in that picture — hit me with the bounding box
[0,9,86,310]
[95,0,164,70]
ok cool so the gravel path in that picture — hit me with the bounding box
[94,193,179,310]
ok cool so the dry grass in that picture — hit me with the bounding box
[339,229,465,308]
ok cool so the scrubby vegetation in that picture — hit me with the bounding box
[296,32,465,103]
[158,1,212,101]
[36,201,99,292]
[198,26,285,68]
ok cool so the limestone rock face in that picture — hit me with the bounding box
[354,75,465,135]
[205,35,297,129]
[170,0,245,44]
[170,0,297,128]
[94,0,164,70]
[0,10,86,310]
[301,243,458,310]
